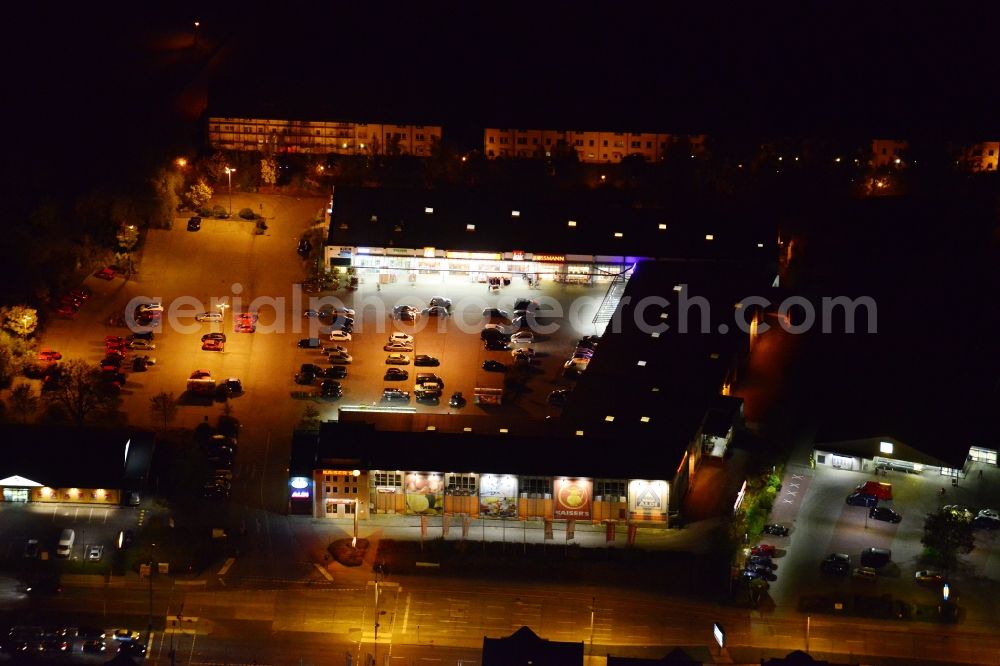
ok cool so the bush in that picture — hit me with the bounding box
[211,205,228,219]
[238,208,256,220]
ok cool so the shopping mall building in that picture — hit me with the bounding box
[323,187,775,286]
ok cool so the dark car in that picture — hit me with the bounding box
[483,360,506,372]
[322,366,348,379]
[295,372,316,386]
[547,389,569,407]
[449,391,466,407]
[82,640,107,653]
[846,493,878,507]
[297,238,312,256]
[414,355,440,366]
[384,368,409,381]
[485,340,510,351]
[187,217,201,231]
[742,567,777,582]
[973,515,1000,530]
[869,506,902,523]
[748,555,776,569]
[820,553,851,575]
[300,363,324,374]
[129,330,154,341]
[483,308,511,320]
[382,388,410,402]
[320,380,342,399]
[763,523,789,537]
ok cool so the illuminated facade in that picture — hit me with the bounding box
[483,128,706,162]
[208,117,442,156]
[871,139,908,166]
[963,141,1000,171]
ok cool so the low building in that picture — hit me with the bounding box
[0,426,154,506]
[484,127,706,163]
[482,626,583,666]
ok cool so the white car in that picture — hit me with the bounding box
[510,330,534,344]
[137,303,164,313]
[388,332,414,345]
[328,353,353,364]
[511,347,535,359]
[87,545,104,562]
[978,508,999,521]
[385,353,411,365]
[128,340,156,351]
[328,330,353,342]
[383,341,414,352]
[195,312,223,322]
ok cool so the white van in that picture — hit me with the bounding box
[56,529,75,558]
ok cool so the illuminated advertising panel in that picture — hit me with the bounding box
[628,479,669,519]
[404,472,444,515]
[478,473,518,518]
[553,478,592,520]
[289,476,312,499]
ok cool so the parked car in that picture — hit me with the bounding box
[322,366,348,379]
[742,567,776,582]
[55,305,77,318]
[429,297,452,309]
[187,217,201,231]
[748,555,775,569]
[384,368,409,381]
[485,340,510,351]
[482,308,510,320]
[973,515,1000,530]
[297,338,322,349]
[128,340,156,351]
[853,566,878,580]
[323,345,349,355]
[422,306,449,317]
[977,508,999,521]
[511,347,535,359]
[820,553,851,575]
[547,389,569,407]
[69,288,91,301]
[111,628,140,642]
[295,372,316,386]
[201,339,224,352]
[87,545,104,562]
[483,360,506,372]
[195,311,222,322]
[93,268,116,280]
[328,330,352,342]
[388,332,415,345]
[202,333,226,343]
[385,353,410,365]
[82,640,107,653]
[915,570,944,585]
[38,349,62,362]
[328,352,353,364]
[382,388,410,402]
[449,391,466,407]
[845,492,878,507]
[414,355,440,366]
[750,544,777,557]
[319,380,343,399]
[510,330,534,344]
[415,374,444,388]
[763,523,789,537]
[869,506,902,523]
[384,341,414,352]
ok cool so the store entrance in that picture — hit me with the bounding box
[3,488,29,502]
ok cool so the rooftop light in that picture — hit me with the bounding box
[426,426,436,431]
[658,223,667,230]
[651,387,660,392]
[614,232,623,238]
[651,331,660,338]
[567,220,577,227]
[575,430,585,436]
[637,360,647,366]
[757,242,764,248]
[640,416,651,423]
[425,207,434,214]
[673,285,683,292]
[709,353,720,359]
[511,210,520,217]
[466,224,475,230]
[880,441,893,454]
[604,415,615,422]
[463,427,472,432]
[499,428,509,434]
[370,215,378,222]
[705,234,714,241]
[660,312,669,320]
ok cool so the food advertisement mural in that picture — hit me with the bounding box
[553,478,592,520]
[404,472,444,515]
[628,479,669,519]
[478,473,518,518]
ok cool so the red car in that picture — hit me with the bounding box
[236,311,259,323]
[93,268,116,280]
[751,544,777,558]
[69,288,91,301]
[234,323,256,334]
[105,336,125,345]
[54,306,77,318]
[202,339,224,352]
[37,349,62,362]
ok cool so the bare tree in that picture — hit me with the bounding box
[150,391,178,430]
[43,359,117,426]
[7,383,38,423]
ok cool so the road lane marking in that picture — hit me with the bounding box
[314,563,334,581]
[402,593,411,633]
[217,557,236,575]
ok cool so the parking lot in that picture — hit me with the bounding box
[0,502,137,567]
[37,193,614,513]
[757,461,1000,622]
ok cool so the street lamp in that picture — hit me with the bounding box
[225,167,236,216]
[193,21,200,47]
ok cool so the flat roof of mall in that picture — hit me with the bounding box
[0,426,154,490]
[326,187,776,260]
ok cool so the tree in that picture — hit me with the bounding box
[186,179,213,210]
[150,391,178,430]
[300,404,321,430]
[116,224,140,251]
[7,383,38,423]
[922,510,975,571]
[202,152,230,183]
[261,158,277,186]
[3,305,38,338]
[42,359,118,426]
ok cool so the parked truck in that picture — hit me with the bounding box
[185,371,216,404]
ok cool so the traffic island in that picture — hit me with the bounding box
[329,537,369,566]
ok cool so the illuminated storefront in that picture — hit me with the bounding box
[325,245,640,286]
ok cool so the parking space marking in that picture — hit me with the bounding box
[791,474,804,480]
[782,498,795,504]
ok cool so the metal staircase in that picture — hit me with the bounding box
[592,267,633,327]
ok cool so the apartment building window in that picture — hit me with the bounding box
[213,125,220,131]
[325,474,338,483]
[488,149,495,157]
[989,149,995,156]
[660,142,667,150]
[881,148,887,154]
[325,485,332,494]
[556,139,565,146]
[489,136,495,144]
[631,141,640,148]
[331,486,338,493]
[373,472,402,488]
[614,141,624,148]
[646,141,652,148]
[589,140,595,147]
[416,134,425,140]
[545,138,551,145]
[602,140,608,147]
[500,137,509,144]
[532,138,538,145]
[595,480,626,500]
[446,474,477,495]
[574,139,583,146]
[521,477,550,497]
[516,137,527,145]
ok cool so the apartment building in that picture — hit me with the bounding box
[207,117,442,157]
[962,141,1000,171]
[871,139,909,166]
[483,128,706,163]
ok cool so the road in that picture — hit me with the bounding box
[3,569,999,665]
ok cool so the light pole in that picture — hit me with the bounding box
[588,596,596,661]
[225,167,236,216]
[147,544,156,642]
[193,21,200,47]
